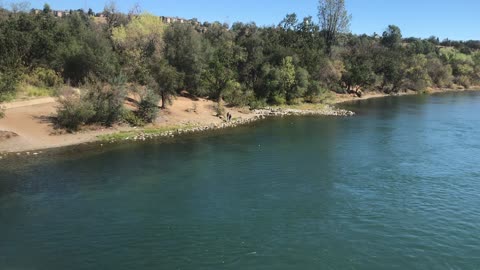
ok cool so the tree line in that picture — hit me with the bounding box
[0,1,479,129]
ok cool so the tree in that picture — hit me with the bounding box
[318,0,351,54]
[278,56,296,102]
[201,35,246,101]
[87,8,94,16]
[381,25,402,49]
[112,13,165,83]
[404,54,431,91]
[278,13,298,31]
[42,3,51,14]
[10,1,30,14]
[164,22,205,93]
[148,59,183,108]
[232,22,265,91]
[341,36,376,93]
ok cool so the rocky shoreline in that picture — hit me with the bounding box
[253,105,355,117]
[0,104,354,157]
[102,105,355,143]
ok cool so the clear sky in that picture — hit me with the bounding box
[5,0,479,40]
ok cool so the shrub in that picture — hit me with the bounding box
[0,106,5,119]
[136,89,160,123]
[249,98,267,110]
[55,80,127,131]
[214,101,225,117]
[223,83,255,107]
[22,84,55,97]
[455,75,471,88]
[56,93,95,132]
[0,71,20,102]
[25,67,62,88]
[84,82,126,126]
[271,94,286,105]
[122,109,145,127]
[304,82,335,104]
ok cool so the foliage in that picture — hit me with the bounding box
[164,22,205,93]
[223,82,255,107]
[21,84,55,97]
[304,81,334,104]
[427,57,453,87]
[381,25,402,49]
[147,58,183,108]
[404,54,431,91]
[24,67,62,88]
[1,1,480,124]
[318,0,351,53]
[122,110,145,127]
[83,80,126,126]
[112,13,165,83]
[201,39,246,100]
[56,90,95,131]
[136,88,160,123]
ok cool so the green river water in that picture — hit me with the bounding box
[1,92,480,269]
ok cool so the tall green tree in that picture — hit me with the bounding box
[164,22,205,93]
[148,59,183,108]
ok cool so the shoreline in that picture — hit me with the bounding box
[1,88,479,156]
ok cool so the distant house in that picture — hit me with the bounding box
[160,16,189,24]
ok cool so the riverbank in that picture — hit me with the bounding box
[0,88,478,155]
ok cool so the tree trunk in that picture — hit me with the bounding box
[161,93,166,109]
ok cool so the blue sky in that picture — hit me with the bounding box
[5,0,479,40]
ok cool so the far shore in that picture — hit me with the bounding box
[1,87,479,156]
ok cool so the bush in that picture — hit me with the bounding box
[22,84,55,97]
[55,80,127,131]
[223,83,255,107]
[122,109,145,127]
[25,67,62,88]
[0,106,5,119]
[0,71,20,102]
[136,89,160,123]
[214,101,225,117]
[271,94,286,105]
[304,82,335,104]
[249,98,267,109]
[56,93,95,132]
[455,75,471,88]
[84,82,126,126]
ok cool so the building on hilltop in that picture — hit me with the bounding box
[160,16,188,24]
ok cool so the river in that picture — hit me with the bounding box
[1,92,480,269]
